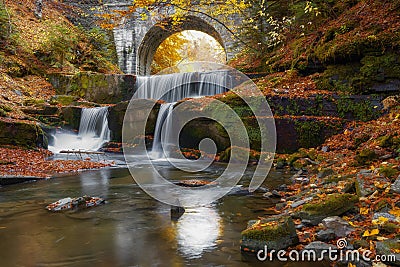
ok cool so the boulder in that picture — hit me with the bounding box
[108,99,160,142]
[321,216,355,237]
[61,106,82,130]
[316,229,336,242]
[0,119,47,148]
[391,175,400,194]
[302,241,336,260]
[355,170,385,197]
[294,193,358,225]
[241,216,299,253]
[376,239,400,266]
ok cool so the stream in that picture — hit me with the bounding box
[0,160,326,267]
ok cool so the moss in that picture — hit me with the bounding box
[23,98,45,107]
[0,108,7,117]
[337,97,380,121]
[302,193,359,216]
[50,95,80,106]
[379,166,397,179]
[381,223,400,234]
[241,216,296,241]
[294,120,324,148]
[355,148,378,165]
[354,133,370,148]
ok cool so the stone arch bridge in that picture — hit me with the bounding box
[104,1,242,75]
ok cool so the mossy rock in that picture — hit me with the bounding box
[355,148,378,165]
[241,216,299,253]
[295,193,359,225]
[50,95,80,106]
[219,146,259,163]
[0,120,48,148]
[61,106,82,130]
[376,239,400,266]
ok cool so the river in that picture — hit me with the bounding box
[0,159,328,267]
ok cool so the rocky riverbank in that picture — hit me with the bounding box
[240,99,400,266]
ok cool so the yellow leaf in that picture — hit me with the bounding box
[389,207,400,218]
[348,263,356,267]
[363,229,379,237]
[360,207,369,215]
[348,221,356,227]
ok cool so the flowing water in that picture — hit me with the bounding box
[135,72,229,158]
[0,163,325,267]
[49,107,111,153]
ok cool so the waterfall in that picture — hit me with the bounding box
[135,71,229,103]
[135,72,229,158]
[49,107,111,153]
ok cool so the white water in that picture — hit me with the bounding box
[49,107,111,153]
[135,71,229,103]
[135,72,229,158]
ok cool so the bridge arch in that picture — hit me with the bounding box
[137,15,226,75]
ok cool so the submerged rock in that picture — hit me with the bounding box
[241,216,299,253]
[46,196,105,212]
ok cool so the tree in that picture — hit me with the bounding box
[151,32,188,73]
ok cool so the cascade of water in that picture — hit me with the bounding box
[49,107,111,153]
[135,71,229,159]
[135,71,229,103]
[150,103,175,158]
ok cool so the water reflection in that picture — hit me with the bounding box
[175,206,222,259]
[80,168,110,196]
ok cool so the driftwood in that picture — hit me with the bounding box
[59,150,106,160]
[59,150,105,155]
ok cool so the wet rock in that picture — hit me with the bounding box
[241,216,299,253]
[263,190,281,199]
[321,216,355,237]
[177,179,217,187]
[316,229,336,242]
[61,106,82,130]
[293,193,358,225]
[227,186,252,196]
[171,206,185,221]
[376,239,400,266]
[108,99,160,142]
[46,196,105,211]
[390,175,400,194]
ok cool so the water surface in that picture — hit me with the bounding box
[0,162,326,267]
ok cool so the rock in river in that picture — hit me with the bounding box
[241,215,299,253]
